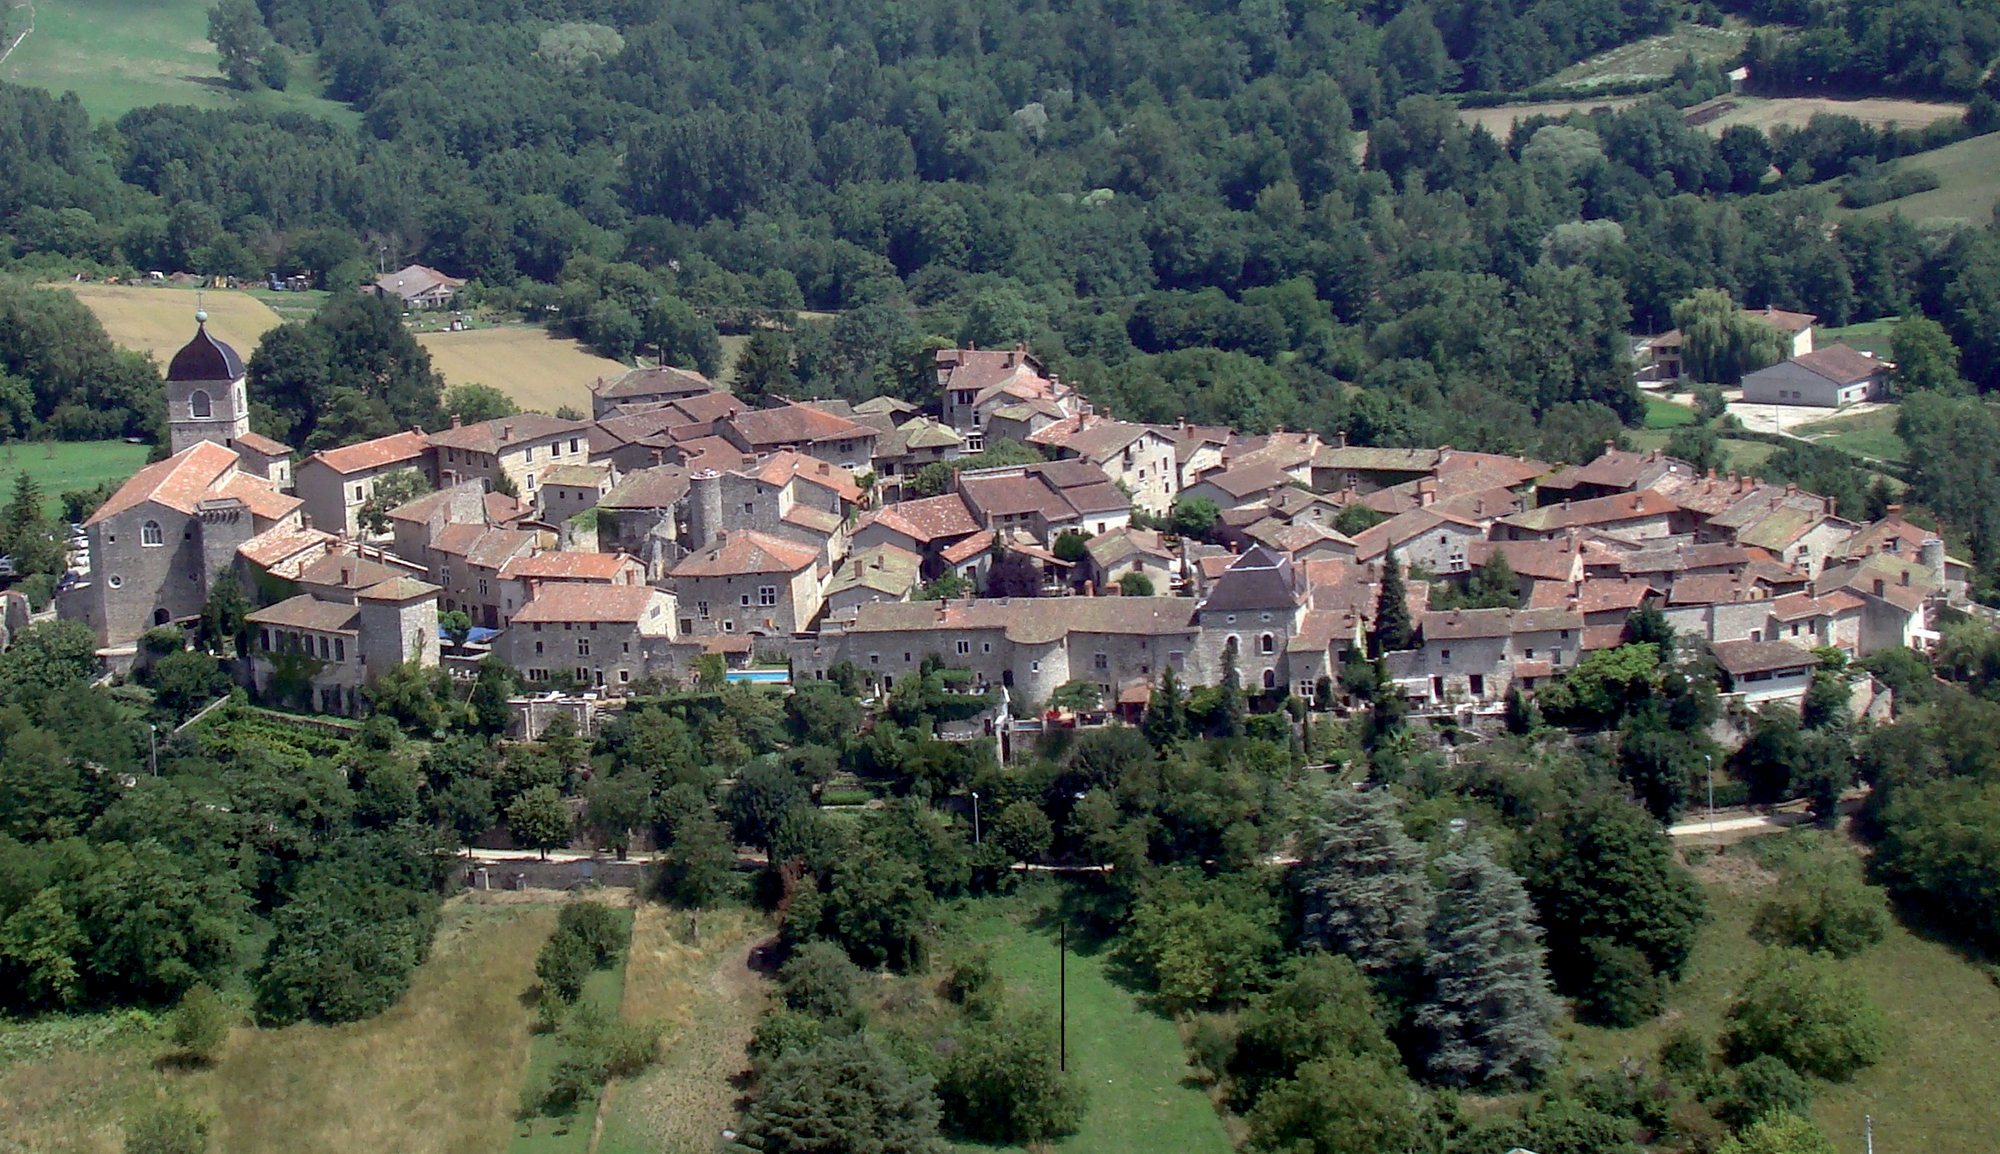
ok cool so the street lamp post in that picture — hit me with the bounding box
[149,724,158,777]
[971,791,981,846]
[1706,752,1715,836]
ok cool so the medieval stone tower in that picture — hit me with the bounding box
[165,310,251,456]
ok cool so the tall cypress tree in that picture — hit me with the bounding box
[1370,549,1413,656]
[1144,664,1186,746]
[1295,788,1433,977]
[1220,636,1247,738]
[1417,838,1562,1089]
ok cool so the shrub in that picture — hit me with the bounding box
[170,983,232,1063]
[1575,937,1663,1027]
[1714,1053,1814,1129]
[779,940,862,1022]
[1752,857,1889,958]
[939,1009,1086,1144]
[535,929,593,1003]
[556,902,628,967]
[124,1097,209,1154]
[750,1009,828,1071]
[1724,949,1888,1081]
[945,950,1000,1018]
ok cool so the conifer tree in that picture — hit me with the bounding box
[1296,788,1433,977]
[1370,549,1413,656]
[1220,636,1247,737]
[1143,664,1186,746]
[1417,838,1562,1088]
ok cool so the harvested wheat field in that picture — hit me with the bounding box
[56,283,283,366]
[209,898,558,1154]
[596,905,771,1154]
[417,326,629,415]
[1688,95,1965,135]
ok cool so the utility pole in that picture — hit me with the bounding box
[1706,752,1715,836]
[1865,1114,1874,1154]
[1058,919,1067,1072]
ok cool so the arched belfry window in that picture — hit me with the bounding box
[189,389,212,419]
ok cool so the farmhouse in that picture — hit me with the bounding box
[369,264,464,310]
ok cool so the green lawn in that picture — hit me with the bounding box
[1848,130,2000,226]
[950,888,1234,1154]
[1548,23,1752,88]
[1816,318,1899,358]
[511,908,635,1154]
[3,0,357,123]
[1628,428,1774,472]
[1797,405,1907,464]
[1567,837,2000,1154]
[0,439,150,518]
[1643,396,1697,429]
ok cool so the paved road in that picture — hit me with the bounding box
[1667,811,1802,838]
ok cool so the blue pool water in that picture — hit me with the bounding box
[726,669,791,684]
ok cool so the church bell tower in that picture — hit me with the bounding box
[165,308,251,456]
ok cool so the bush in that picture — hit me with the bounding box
[1575,937,1662,1027]
[556,902,629,967]
[124,1097,209,1154]
[170,983,232,1063]
[945,950,1001,1018]
[1752,856,1889,958]
[750,1009,828,1070]
[1714,1053,1814,1129]
[780,940,863,1021]
[1724,949,1888,1081]
[529,1002,663,1116]
[939,1009,1086,1144]
[535,928,594,1003]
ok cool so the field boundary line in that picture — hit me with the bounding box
[0,2,33,67]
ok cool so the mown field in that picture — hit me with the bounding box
[417,326,629,415]
[0,438,150,516]
[1,0,356,122]
[1798,405,1907,465]
[1816,318,1898,358]
[1643,396,1697,429]
[1567,836,2000,1154]
[1688,94,1966,136]
[55,282,284,367]
[947,888,1235,1154]
[1849,130,2000,226]
[1627,427,1776,472]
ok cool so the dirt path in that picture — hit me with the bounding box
[596,907,769,1154]
[1,2,35,68]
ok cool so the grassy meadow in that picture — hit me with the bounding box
[1797,405,1907,465]
[56,282,284,367]
[1816,318,1899,358]
[1547,23,1751,89]
[1567,836,2000,1154]
[945,888,1235,1154]
[1,0,356,122]
[416,326,629,415]
[1689,95,1965,136]
[1848,130,2000,226]
[511,906,636,1154]
[0,438,150,515]
[1643,396,1697,429]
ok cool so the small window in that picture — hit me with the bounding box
[720,620,735,632]
[141,520,164,547]
[697,601,709,618]
[578,638,591,656]
[618,669,630,683]
[569,438,580,454]
[188,389,212,418]
[1259,633,1275,654]
[740,594,752,607]
[957,640,970,655]
[1441,648,1451,663]
[759,585,778,607]
[1030,660,1041,673]
[1262,668,1276,690]
[1093,653,1109,671]
[534,641,543,655]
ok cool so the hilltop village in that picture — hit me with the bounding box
[59,314,1955,728]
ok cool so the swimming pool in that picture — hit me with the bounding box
[726,669,791,685]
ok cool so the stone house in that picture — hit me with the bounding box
[595,466,690,570]
[369,264,464,310]
[537,463,616,525]
[588,365,720,419]
[1193,546,1308,696]
[936,345,1078,451]
[500,584,679,691]
[1029,416,1181,516]
[1711,638,1821,707]
[824,544,923,621]
[716,403,878,473]
[956,461,1131,545]
[1309,440,1441,494]
[1084,527,1178,594]
[1388,607,1585,707]
[1349,507,1488,572]
[295,430,433,538]
[1815,551,1938,654]
[63,441,303,650]
[497,551,646,625]
[427,414,595,500]
[851,494,984,578]
[244,575,441,715]
[1496,490,1688,544]
[427,525,543,629]
[667,529,823,638]
[1181,461,1295,513]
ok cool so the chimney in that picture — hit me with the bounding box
[1900,569,1911,587]
[340,566,351,585]
[853,558,863,579]
[1786,482,1797,496]
[1335,431,1348,449]
[1084,579,1095,597]
[302,513,313,530]
[450,414,462,428]
[818,461,829,475]
[1886,503,1903,518]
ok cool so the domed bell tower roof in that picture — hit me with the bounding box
[166,315,245,382]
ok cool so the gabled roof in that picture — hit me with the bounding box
[855,396,920,418]
[1712,638,1820,678]
[827,545,922,599]
[373,264,463,301]
[541,463,611,488]
[861,494,982,544]
[724,403,875,449]
[600,465,690,511]
[844,595,1195,645]
[238,524,337,573]
[592,365,717,401]
[247,594,361,633]
[746,450,863,504]
[669,529,818,578]
[1467,538,1584,582]
[299,552,410,591]
[426,414,592,455]
[305,430,431,476]
[500,552,640,582]
[513,583,665,625]
[167,323,244,382]
[1818,552,1935,612]
[1086,527,1174,568]
[1193,461,1293,500]
[86,441,242,526]
[1783,344,1890,386]
[1499,490,1680,534]
[1312,445,1440,473]
[1421,607,1583,640]
[231,431,292,457]
[1349,506,1485,561]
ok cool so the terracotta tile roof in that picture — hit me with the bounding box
[299,553,410,590]
[306,430,430,475]
[827,544,922,599]
[1499,490,1680,534]
[1785,344,1890,385]
[1312,445,1439,473]
[86,441,241,526]
[513,583,666,624]
[372,264,463,302]
[669,529,818,578]
[1530,577,1657,614]
[486,492,531,525]
[1437,450,1547,487]
[1422,607,1583,640]
[845,595,1195,644]
[960,473,1067,518]
[1246,518,1353,555]
[1818,552,1935,612]
[1349,507,1485,561]
[1769,591,1858,622]
[1030,416,1151,461]
[247,594,360,632]
[1667,573,1768,605]
[939,529,997,566]
[1467,538,1584,582]
[1845,512,1935,560]
[668,435,741,473]
[1540,448,1693,494]
[356,576,441,602]
[724,403,875,449]
[1194,461,1293,500]
[231,431,292,456]
[1582,624,1627,651]
[1712,638,1821,677]
[1514,660,1554,680]
[600,466,690,511]
[1748,305,1818,333]
[592,365,717,401]
[865,494,981,543]
[748,450,863,504]
[500,552,640,582]
[238,524,337,571]
[426,414,592,454]
[212,472,302,522]
[782,505,843,536]
[541,464,610,488]
[1086,527,1173,568]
